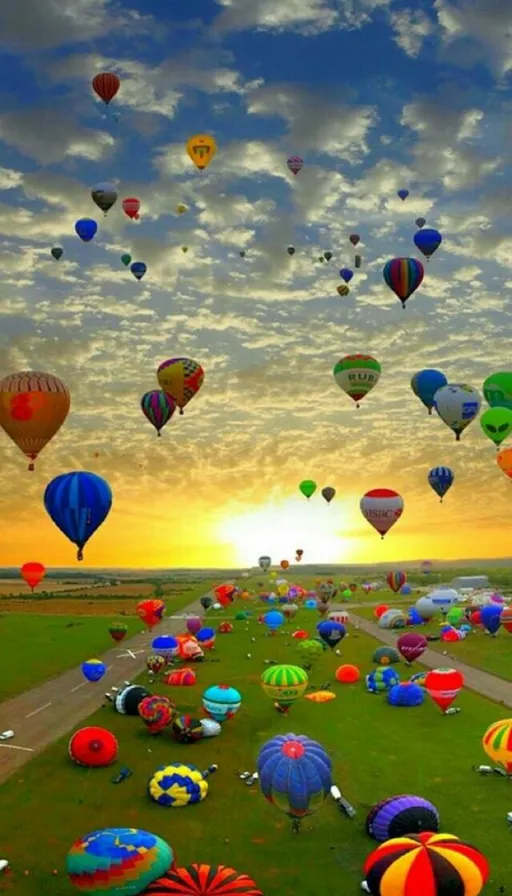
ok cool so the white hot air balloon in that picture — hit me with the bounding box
[258,555,271,572]
[360,489,404,539]
[433,384,481,441]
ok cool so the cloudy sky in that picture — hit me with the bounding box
[0,0,510,569]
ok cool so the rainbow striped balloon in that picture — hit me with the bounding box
[383,257,424,308]
[141,390,176,436]
[482,718,512,773]
[67,827,174,896]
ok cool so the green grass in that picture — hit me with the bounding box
[0,600,508,895]
[0,584,207,701]
[351,601,512,681]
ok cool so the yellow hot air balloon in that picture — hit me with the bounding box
[176,204,187,214]
[497,447,512,481]
[186,134,217,170]
[156,358,204,414]
[0,371,70,470]
[337,285,349,297]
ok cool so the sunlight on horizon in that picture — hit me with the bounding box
[216,496,359,566]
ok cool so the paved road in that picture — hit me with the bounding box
[347,609,512,707]
[0,597,203,784]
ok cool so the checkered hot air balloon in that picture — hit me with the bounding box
[366,666,400,693]
[363,832,489,896]
[482,718,512,774]
[67,827,174,896]
[144,864,263,895]
[157,358,204,415]
[148,764,216,807]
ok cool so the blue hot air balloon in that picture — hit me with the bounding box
[264,610,285,633]
[316,619,346,648]
[130,261,147,281]
[411,369,448,414]
[397,189,409,200]
[413,227,442,260]
[81,659,107,682]
[43,471,113,561]
[427,467,454,502]
[257,733,332,832]
[481,605,502,636]
[75,218,98,242]
[339,268,353,283]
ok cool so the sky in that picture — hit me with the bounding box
[0,0,511,569]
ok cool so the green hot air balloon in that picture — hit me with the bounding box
[261,664,308,713]
[483,372,512,412]
[296,639,324,671]
[51,247,63,261]
[480,407,512,448]
[299,480,317,499]
[121,253,132,267]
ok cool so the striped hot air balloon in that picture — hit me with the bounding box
[363,832,489,896]
[144,864,263,895]
[383,257,424,308]
[482,718,512,773]
[386,571,407,593]
[260,664,308,712]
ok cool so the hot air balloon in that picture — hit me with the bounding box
[366,795,439,842]
[176,204,187,215]
[280,560,289,570]
[424,668,463,713]
[137,598,165,629]
[360,489,404,539]
[386,571,406,593]
[91,183,117,215]
[121,253,132,267]
[156,358,204,415]
[20,562,45,591]
[497,447,512,481]
[92,73,120,105]
[295,549,303,562]
[397,189,409,200]
[316,620,345,649]
[122,197,140,220]
[260,665,308,713]
[287,246,295,256]
[363,832,489,896]
[214,583,236,606]
[287,156,303,175]
[397,633,428,663]
[483,372,512,411]
[51,247,63,260]
[349,234,360,246]
[257,733,331,831]
[109,622,128,643]
[433,384,481,441]
[82,659,106,682]
[145,865,263,895]
[258,555,271,572]
[333,354,381,408]
[480,407,512,448]
[482,718,512,774]
[428,466,454,501]
[321,486,336,504]
[383,257,424,308]
[411,369,447,414]
[75,218,97,242]
[130,261,147,281]
[299,479,317,499]
[415,217,426,228]
[339,268,353,283]
[43,471,112,561]
[141,390,176,437]
[67,828,173,895]
[323,251,332,261]
[186,134,217,170]
[337,285,349,297]
[0,371,70,470]
[414,227,442,260]
[181,246,188,253]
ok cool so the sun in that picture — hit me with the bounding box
[216,496,358,566]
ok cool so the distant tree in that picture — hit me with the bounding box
[154,583,164,598]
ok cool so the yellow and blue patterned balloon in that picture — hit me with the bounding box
[67,827,174,895]
[81,659,106,682]
[148,763,213,808]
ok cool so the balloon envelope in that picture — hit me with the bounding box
[0,370,70,470]
[411,369,447,414]
[360,488,404,538]
[433,384,481,441]
[187,134,217,170]
[20,561,45,590]
[383,257,424,307]
[43,471,112,561]
[427,466,454,500]
[413,227,442,259]
[75,218,97,242]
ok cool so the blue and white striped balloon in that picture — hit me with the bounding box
[428,466,454,502]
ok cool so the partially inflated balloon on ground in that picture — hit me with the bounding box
[482,719,512,773]
[336,665,360,683]
[366,795,439,842]
[144,864,262,895]
[149,764,215,806]
[69,727,118,767]
[67,827,174,895]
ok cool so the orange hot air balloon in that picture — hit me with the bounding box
[497,447,512,481]
[186,134,217,170]
[92,73,120,105]
[280,560,290,570]
[21,562,45,591]
[0,371,70,470]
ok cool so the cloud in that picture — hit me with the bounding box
[389,8,434,57]
[0,109,114,164]
[435,0,512,77]
[211,0,393,35]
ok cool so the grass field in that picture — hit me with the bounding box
[0,582,209,701]
[0,598,508,896]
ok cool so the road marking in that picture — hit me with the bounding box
[25,702,52,719]
[0,743,34,752]
[70,682,87,693]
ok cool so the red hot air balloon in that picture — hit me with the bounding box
[386,571,406,593]
[214,584,237,607]
[20,562,46,591]
[137,599,165,629]
[122,197,141,220]
[425,668,463,713]
[92,73,120,105]
[397,633,428,664]
[360,489,404,539]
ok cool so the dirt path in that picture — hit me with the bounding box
[347,610,512,707]
[0,597,203,785]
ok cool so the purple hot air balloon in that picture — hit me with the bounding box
[397,633,428,663]
[141,390,176,437]
[186,616,202,636]
[397,189,409,201]
[366,794,439,842]
[287,156,303,176]
[339,268,353,283]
